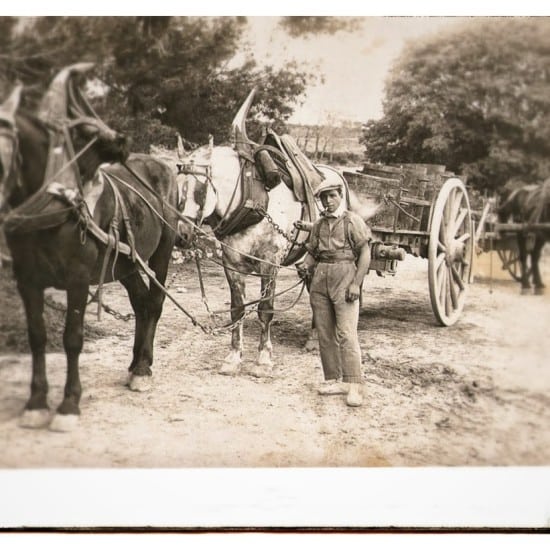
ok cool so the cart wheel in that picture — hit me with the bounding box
[497,246,531,282]
[428,178,473,326]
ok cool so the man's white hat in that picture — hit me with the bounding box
[314,179,343,197]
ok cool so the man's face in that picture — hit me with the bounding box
[320,189,342,213]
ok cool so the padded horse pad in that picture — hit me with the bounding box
[262,131,323,203]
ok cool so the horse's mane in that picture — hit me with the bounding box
[15,108,51,141]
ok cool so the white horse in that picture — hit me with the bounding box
[176,93,377,378]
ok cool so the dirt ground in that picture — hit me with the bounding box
[0,249,549,468]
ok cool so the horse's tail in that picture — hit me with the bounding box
[347,187,382,222]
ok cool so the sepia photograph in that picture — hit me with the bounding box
[1,5,549,531]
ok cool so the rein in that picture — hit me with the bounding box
[105,170,176,233]
[92,164,307,331]
[124,158,301,273]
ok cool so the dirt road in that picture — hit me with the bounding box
[0,251,549,468]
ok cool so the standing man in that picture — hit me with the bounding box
[296,179,371,407]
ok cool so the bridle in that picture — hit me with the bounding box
[177,159,220,230]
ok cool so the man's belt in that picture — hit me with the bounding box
[316,250,356,263]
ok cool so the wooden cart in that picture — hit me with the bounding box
[343,163,474,326]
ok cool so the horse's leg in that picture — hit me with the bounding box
[119,271,154,392]
[49,280,89,432]
[125,237,173,391]
[18,284,51,429]
[518,234,531,294]
[220,267,246,375]
[532,236,546,295]
[250,274,276,378]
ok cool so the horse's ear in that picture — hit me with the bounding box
[38,63,95,123]
[1,84,23,117]
[231,87,257,148]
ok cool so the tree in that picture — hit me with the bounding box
[361,18,550,192]
[279,16,363,38]
[0,16,313,151]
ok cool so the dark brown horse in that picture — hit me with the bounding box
[0,65,179,431]
[498,178,550,295]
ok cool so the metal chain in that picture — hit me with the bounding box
[44,294,67,312]
[254,205,301,244]
[44,291,134,322]
[88,292,135,322]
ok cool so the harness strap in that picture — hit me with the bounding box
[80,212,208,330]
[106,182,122,275]
[110,179,137,262]
[61,125,83,193]
[311,212,356,258]
[95,178,121,320]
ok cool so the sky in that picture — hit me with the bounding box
[242,16,467,125]
[2,5,541,126]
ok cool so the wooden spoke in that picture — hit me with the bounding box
[451,207,468,238]
[451,264,466,291]
[448,191,462,235]
[445,268,454,317]
[449,273,460,310]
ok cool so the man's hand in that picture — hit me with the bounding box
[296,262,311,282]
[345,282,361,302]
[294,220,313,232]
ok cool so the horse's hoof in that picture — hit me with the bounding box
[304,338,319,353]
[19,409,51,429]
[249,365,274,379]
[521,288,531,295]
[128,374,153,392]
[220,351,242,375]
[534,287,545,296]
[49,413,79,433]
[219,362,240,376]
[257,349,273,368]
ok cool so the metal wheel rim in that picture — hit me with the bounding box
[428,178,473,326]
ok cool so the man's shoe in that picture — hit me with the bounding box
[346,384,363,407]
[318,381,348,395]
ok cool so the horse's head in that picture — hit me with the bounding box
[498,178,538,223]
[175,88,262,246]
[38,63,128,182]
[0,85,23,212]
[175,142,220,247]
